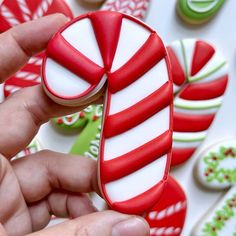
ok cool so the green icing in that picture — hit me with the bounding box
[203,146,236,184]
[177,0,225,24]
[70,105,103,159]
[202,192,236,236]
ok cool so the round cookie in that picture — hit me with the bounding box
[196,139,236,190]
[192,185,236,236]
[0,0,73,97]
[167,38,228,166]
[101,0,150,20]
[177,0,225,25]
[145,176,187,236]
[42,11,173,214]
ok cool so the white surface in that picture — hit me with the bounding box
[105,155,166,202]
[1,0,236,235]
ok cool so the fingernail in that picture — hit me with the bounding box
[112,217,150,236]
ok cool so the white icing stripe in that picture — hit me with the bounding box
[150,227,181,235]
[182,38,196,76]
[111,18,150,72]
[45,58,91,97]
[4,85,20,93]
[15,71,40,81]
[148,201,187,220]
[109,59,169,115]
[174,96,223,110]
[105,155,166,202]
[62,19,104,67]
[187,0,219,13]
[174,106,218,115]
[28,57,43,66]
[173,131,207,142]
[173,140,201,148]
[104,107,169,160]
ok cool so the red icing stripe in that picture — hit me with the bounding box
[101,131,172,183]
[104,82,172,138]
[174,112,214,132]
[110,181,166,215]
[46,33,105,85]
[191,40,215,76]
[108,33,166,93]
[172,148,196,166]
[167,46,185,86]
[90,11,122,70]
[178,75,228,100]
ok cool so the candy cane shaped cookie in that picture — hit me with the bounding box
[167,39,228,166]
[192,185,236,236]
[42,11,173,214]
[145,176,187,236]
[0,0,73,97]
[101,0,150,20]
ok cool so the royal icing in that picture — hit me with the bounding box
[167,39,228,166]
[145,176,187,236]
[193,185,236,236]
[42,11,173,215]
[196,140,236,190]
[177,0,225,24]
[101,0,150,20]
[0,0,73,97]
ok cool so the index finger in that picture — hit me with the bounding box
[0,13,68,83]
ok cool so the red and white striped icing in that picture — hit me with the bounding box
[145,176,187,236]
[0,0,73,97]
[42,11,173,214]
[167,39,228,166]
[101,0,150,20]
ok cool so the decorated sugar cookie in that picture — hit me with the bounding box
[70,105,103,160]
[145,176,187,236]
[0,0,73,97]
[42,11,173,214]
[52,105,97,130]
[196,140,236,190]
[101,0,150,20]
[177,0,225,25]
[13,138,42,160]
[167,39,228,166]
[192,185,236,236]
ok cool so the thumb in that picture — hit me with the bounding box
[27,210,150,236]
[0,223,7,236]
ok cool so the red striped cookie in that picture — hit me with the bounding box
[0,0,73,97]
[167,39,228,166]
[145,176,187,236]
[101,0,150,20]
[42,11,173,214]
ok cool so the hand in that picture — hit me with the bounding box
[0,14,150,236]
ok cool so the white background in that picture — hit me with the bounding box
[1,0,236,235]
